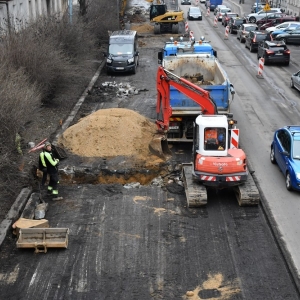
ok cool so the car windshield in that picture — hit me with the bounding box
[256,34,267,40]
[235,19,244,25]
[190,8,200,13]
[221,9,230,13]
[269,46,286,51]
[293,140,300,159]
[228,14,238,18]
[246,26,257,31]
[109,44,133,55]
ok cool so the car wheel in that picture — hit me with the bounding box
[132,65,136,74]
[286,172,293,191]
[249,43,254,52]
[280,38,287,44]
[270,147,276,164]
[263,55,268,65]
[249,17,256,23]
[257,53,260,59]
[285,61,290,66]
[291,79,295,88]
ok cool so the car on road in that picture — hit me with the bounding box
[266,21,300,33]
[216,7,231,21]
[260,16,297,30]
[271,24,300,38]
[222,12,239,26]
[270,126,300,191]
[214,5,227,15]
[274,29,300,44]
[247,8,282,23]
[256,13,286,27]
[245,30,268,52]
[257,40,290,65]
[291,70,300,92]
[228,17,246,33]
[237,24,258,42]
[187,7,202,20]
[181,0,191,5]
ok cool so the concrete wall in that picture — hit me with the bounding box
[0,0,68,31]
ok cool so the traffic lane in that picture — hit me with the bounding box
[0,185,299,299]
[197,8,300,284]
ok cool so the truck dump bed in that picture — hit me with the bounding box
[162,54,231,113]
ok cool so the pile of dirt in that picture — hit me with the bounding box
[131,23,154,33]
[59,108,163,163]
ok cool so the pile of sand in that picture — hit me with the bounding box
[59,108,160,160]
[131,23,154,33]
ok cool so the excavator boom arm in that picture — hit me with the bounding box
[156,66,218,131]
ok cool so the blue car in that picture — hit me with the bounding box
[270,126,300,191]
[271,25,300,39]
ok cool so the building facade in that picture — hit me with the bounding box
[0,0,68,31]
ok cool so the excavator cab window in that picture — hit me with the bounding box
[150,4,167,20]
[204,127,226,150]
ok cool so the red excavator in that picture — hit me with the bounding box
[153,66,259,206]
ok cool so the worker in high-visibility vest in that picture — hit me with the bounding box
[43,142,60,196]
[38,147,48,187]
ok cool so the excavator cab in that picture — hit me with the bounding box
[150,4,167,21]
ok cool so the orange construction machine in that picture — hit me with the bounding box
[155,66,259,206]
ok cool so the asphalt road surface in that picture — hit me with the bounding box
[1,26,300,298]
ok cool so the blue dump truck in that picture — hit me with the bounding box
[157,37,235,141]
[206,0,223,11]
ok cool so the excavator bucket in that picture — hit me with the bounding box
[149,134,172,159]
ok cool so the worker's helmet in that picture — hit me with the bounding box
[200,36,205,41]
[44,142,51,148]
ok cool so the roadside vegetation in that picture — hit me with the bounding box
[0,0,119,200]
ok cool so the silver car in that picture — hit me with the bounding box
[237,24,258,42]
[187,7,202,20]
[291,70,300,92]
[247,8,282,23]
[217,8,231,21]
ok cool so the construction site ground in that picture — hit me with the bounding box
[0,0,300,299]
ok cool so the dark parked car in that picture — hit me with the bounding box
[245,30,268,52]
[256,13,286,26]
[270,126,300,191]
[181,0,191,5]
[228,17,246,34]
[275,29,300,44]
[222,12,239,26]
[187,7,202,20]
[237,24,258,42]
[260,17,297,30]
[291,70,300,92]
[257,40,290,65]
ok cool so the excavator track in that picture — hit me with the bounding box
[182,165,208,207]
[234,173,260,206]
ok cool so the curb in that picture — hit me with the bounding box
[0,187,32,247]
